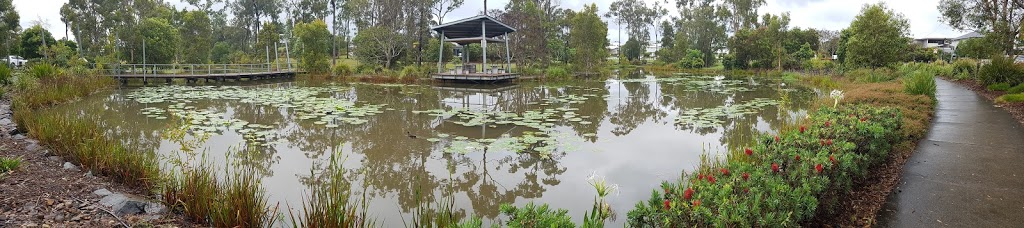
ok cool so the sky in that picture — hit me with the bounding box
[13,0,962,42]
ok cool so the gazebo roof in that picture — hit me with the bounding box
[431,15,516,39]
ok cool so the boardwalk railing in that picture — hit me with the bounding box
[101,63,299,84]
[101,63,294,77]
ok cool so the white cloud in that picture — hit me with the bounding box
[14,0,965,43]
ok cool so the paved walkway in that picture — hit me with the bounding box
[877,79,1024,227]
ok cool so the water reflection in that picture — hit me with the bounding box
[53,74,816,226]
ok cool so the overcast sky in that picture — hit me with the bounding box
[15,0,961,42]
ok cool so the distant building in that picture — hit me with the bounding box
[913,31,984,55]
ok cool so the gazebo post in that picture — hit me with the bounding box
[437,31,445,73]
[505,32,510,73]
[482,20,487,74]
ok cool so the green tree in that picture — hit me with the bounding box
[568,4,609,71]
[955,36,1001,59]
[845,3,910,68]
[793,42,815,62]
[622,38,643,62]
[255,22,281,58]
[139,18,180,64]
[353,26,407,69]
[660,20,674,48]
[501,0,548,66]
[19,25,56,59]
[939,0,1023,55]
[180,11,213,63]
[211,42,231,63]
[294,20,330,73]
[676,0,729,66]
[0,0,18,56]
[422,38,452,63]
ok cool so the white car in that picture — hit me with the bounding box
[5,55,26,67]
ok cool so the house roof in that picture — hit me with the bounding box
[431,15,516,39]
[954,31,983,41]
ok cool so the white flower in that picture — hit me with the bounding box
[830,89,844,108]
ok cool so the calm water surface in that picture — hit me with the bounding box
[59,73,816,226]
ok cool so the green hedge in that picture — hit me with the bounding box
[628,105,902,227]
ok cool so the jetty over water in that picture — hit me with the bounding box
[102,64,299,84]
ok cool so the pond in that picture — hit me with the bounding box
[55,73,817,226]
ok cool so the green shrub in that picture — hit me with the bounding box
[627,106,902,227]
[332,64,353,77]
[952,59,978,80]
[978,56,1024,86]
[0,64,11,85]
[28,64,61,79]
[399,65,422,78]
[1007,83,1024,94]
[988,83,1011,91]
[903,70,937,99]
[996,93,1024,103]
[545,67,571,81]
[355,64,376,75]
[676,49,705,69]
[848,68,897,82]
[519,66,543,76]
[500,203,575,227]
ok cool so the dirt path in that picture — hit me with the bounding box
[876,79,1024,227]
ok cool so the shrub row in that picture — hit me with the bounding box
[627,105,902,227]
[979,56,1024,86]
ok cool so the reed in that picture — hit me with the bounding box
[289,153,373,228]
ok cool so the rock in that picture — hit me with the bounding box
[144,202,166,214]
[25,143,42,152]
[12,134,25,140]
[99,194,127,208]
[93,188,113,197]
[62,162,80,171]
[85,171,94,177]
[70,214,85,221]
[0,118,11,126]
[47,156,62,162]
[114,200,147,215]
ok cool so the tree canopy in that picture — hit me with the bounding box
[568,4,609,71]
[939,0,1023,55]
[844,3,910,68]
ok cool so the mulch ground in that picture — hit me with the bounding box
[0,97,191,227]
[945,78,1024,127]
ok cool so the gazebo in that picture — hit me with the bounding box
[431,15,518,82]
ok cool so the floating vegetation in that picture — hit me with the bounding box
[674,98,781,128]
[126,85,385,143]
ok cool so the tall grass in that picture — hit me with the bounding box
[903,70,937,99]
[19,110,162,189]
[289,153,373,228]
[0,156,22,172]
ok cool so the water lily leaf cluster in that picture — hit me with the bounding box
[674,98,781,128]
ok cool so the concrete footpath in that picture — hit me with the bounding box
[877,79,1024,227]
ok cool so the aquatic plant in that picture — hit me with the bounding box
[289,152,374,228]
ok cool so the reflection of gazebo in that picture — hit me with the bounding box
[431,15,518,82]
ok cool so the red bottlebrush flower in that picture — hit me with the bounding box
[771,163,780,172]
[693,200,701,207]
[742,172,750,180]
[825,121,831,127]
[829,155,837,164]
[826,139,833,146]
[697,174,705,181]
[774,135,780,142]
[815,164,824,173]
[860,117,868,122]
[745,147,753,156]
[720,168,730,176]
[799,125,806,133]
[743,188,749,193]
[795,155,801,161]
[664,199,671,210]
[819,139,825,146]
[683,188,694,200]
[707,175,717,184]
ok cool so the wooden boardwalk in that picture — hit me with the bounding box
[432,73,519,82]
[104,64,300,84]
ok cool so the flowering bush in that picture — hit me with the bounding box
[627,105,902,227]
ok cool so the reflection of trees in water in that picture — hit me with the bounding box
[608,81,668,136]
